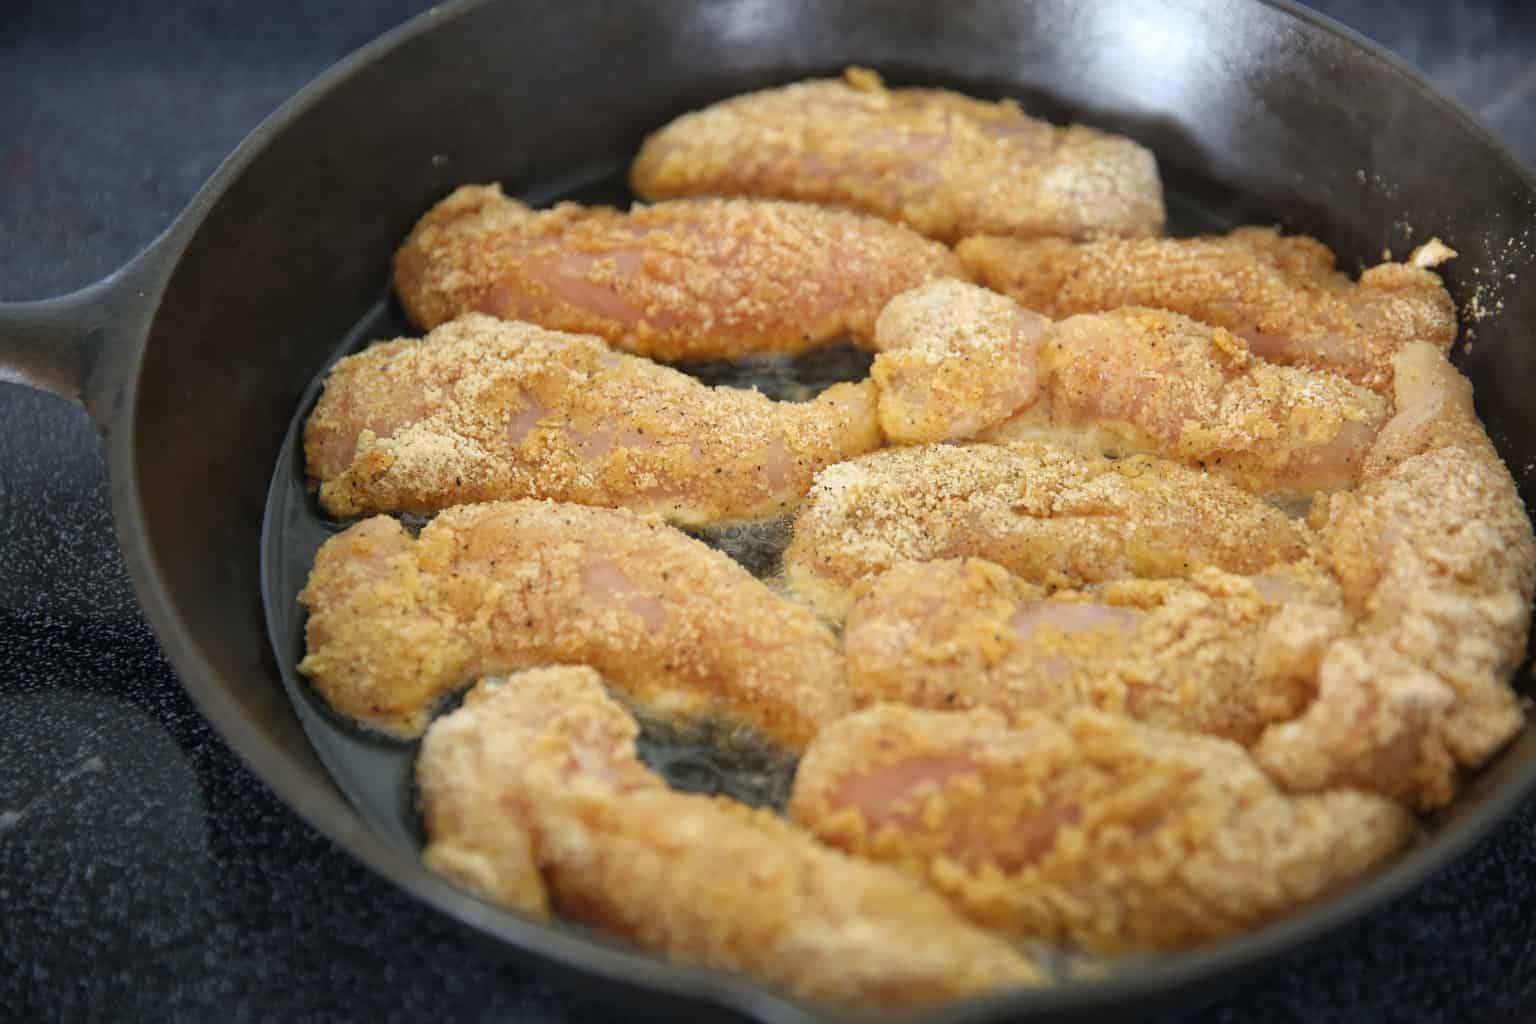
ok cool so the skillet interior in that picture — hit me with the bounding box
[257,162,1239,959]
[117,0,1536,1019]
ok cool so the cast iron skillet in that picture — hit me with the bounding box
[3,0,1535,1019]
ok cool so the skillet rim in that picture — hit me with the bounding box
[102,1,1536,1020]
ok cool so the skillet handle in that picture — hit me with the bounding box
[0,240,175,430]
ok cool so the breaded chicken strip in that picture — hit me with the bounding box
[631,67,1164,243]
[304,315,880,524]
[417,668,1044,1008]
[926,291,1386,500]
[868,282,1385,498]
[845,558,1344,745]
[1256,344,1535,809]
[782,443,1310,621]
[957,228,1457,390]
[789,705,1416,952]
[393,184,961,362]
[870,279,1049,444]
[298,501,849,745]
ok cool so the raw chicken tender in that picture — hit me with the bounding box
[1256,344,1535,809]
[789,705,1416,951]
[298,501,849,745]
[783,443,1309,620]
[963,298,1389,500]
[417,667,1044,1008]
[304,314,879,524]
[632,67,1164,243]
[394,184,961,362]
[957,228,1457,390]
[845,558,1345,745]
[870,279,1049,444]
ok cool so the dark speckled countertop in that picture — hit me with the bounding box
[3,2,1536,1021]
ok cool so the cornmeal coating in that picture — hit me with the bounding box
[417,668,1044,1009]
[957,228,1457,390]
[845,558,1344,745]
[980,305,1389,500]
[788,705,1416,952]
[393,184,961,362]
[1256,344,1535,809]
[304,314,880,524]
[782,443,1310,620]
[298,501,849,745]
[631,67,1164,243]
[870,279,1048,444]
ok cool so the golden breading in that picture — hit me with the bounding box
[393,184,961,362]
[782,443,1310,620]
[788,705,1417,952]
[298,501,849,745]
[957,228,1457,390]
[979,305,1389,500]
[304,314,880,524]
[845,558,1344,745]
[631,67,1164,243]
[417,667,658,919]
[417,668,1045,1008]
[1255,343,1534,809]
[870,279,1049,444]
